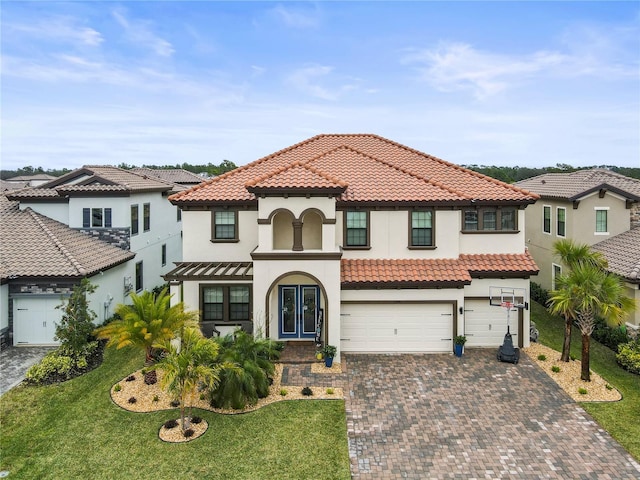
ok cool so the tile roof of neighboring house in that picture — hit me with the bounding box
[170,134,539,206]
[514,169,640,201]
[6,165,175,200]
[130,168,206,186]
[1,180,29,191]
[5,174,56,182]
[0,196,134,281]
[592,228,640,283]
[341,252,538,287]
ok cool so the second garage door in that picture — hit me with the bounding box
[464,299,520,347]
[340,303,453,353]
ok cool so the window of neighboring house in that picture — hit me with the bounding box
[344,210,369,247]
[212,210,238,241]
[409,210,434,247]
[462,207,518,232]
[131,205,139,235]
[135,261,143,292]
[543,205,551,234]
[176,206,182,222]
[143,203,151,232]
[161,244,167,266]
[552,264,562,291]
[201,285,251,322]
[556,207,566,237]
[595,208,608,234]
[82,208,112,228]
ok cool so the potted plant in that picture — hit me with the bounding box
[322,344,337,367]
[454,335,467,357]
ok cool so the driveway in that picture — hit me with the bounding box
[344,349,640,479]
[0,346,54,396]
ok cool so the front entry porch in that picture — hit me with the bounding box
[278,341,318,364]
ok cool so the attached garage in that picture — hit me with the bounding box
[464,299,521,348]
[13,296,65,345]
[340,302,454,353]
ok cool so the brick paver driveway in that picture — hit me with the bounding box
[345,349,640,479]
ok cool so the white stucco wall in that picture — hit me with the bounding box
[68,197,130,228]
[0,283,8,331]
[87,261,136,323]
[19,201,69,225]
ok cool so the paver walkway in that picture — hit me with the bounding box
[344,349,640,479]
[0,346,55,396]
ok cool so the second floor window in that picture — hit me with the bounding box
[463,207,518,232]
[345,210,368,247]
[135,261,143,292]
[410,210,433,247]
[557,207,566,237]
[143,203,151,232]
[595,209,608,233]
[213,210,237,241]
[83,208,112,228]
[543,206,551,234]
[161,244,167,266]
[131,205,139,235]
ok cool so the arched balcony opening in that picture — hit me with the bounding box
[301,210,323,250]
[272,210,295,250]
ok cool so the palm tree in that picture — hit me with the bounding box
[94,288,198,364]
[549,262,635,381]
[552,239,608,362]
[154,327,227,432]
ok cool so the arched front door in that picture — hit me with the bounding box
[278,285,319,339]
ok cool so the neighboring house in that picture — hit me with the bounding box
[592,228,640,328]
[166,134,539,360]
[515,169,640,293]
[1,179,29,192]
[130,168,205,190]
[0,195,135,346]
[4,174,57,187]
[5,165,184,305]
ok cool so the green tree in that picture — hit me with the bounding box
[55,279,97,354]
[94,288,198,364]
[154,327,227,432]
[551,239,608,362]
[549,261,635,381]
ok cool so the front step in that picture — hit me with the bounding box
[279,341,319,364]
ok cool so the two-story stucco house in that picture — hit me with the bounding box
[166,135,539,359]
[3,166,185,344]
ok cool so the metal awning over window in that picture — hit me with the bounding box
[163,262,253,281]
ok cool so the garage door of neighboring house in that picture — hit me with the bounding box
[340,302,454,353]
[13,296,64,345]
[464,299,521,348]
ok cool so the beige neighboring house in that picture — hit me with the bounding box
[515,169,640,297]
[591,228,640,328]
[166,134,540,360]
[0,196,135,347]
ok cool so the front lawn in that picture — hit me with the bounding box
[0,347,351,480]
[531,301,640,460]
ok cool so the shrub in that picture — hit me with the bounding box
[301,387,313,396]
[537,354,546,361]
[530,282,549,306]
[592,317,631,352]
[144,370,158,385]
[126,375,136,382]
[54,279,98,354]
[551,366,560,373]
[606,384,613,390]
[183,429,195,438]
[164,419,178,429]
[280,389,288,396]
[25,341,103,385]
[326,388,334,395]
[578,388,588,395]
[570,354,577,361]
[170,400,180,408]
[616,338,640,375]
[128,397,137,404]
[114,384,122,392]
[152,395,159,402]
[191,416,202,424]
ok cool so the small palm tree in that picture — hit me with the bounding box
[549,262,635,381]
[94,288,198,364]
[552,239,608,362]
[154,327,227,432]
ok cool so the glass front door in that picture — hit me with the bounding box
[279,285,319,339]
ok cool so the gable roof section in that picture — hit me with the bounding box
[130,168,206,186]
[515,169,640,201]
[0,196,134,281]
[170,134,538,206]
[341,252,538,288]
[591,228,640,283]
[245,160,348,195]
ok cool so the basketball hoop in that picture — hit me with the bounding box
[500,301,513,310]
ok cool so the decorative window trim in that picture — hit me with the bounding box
[552,263,562,291]
[408,209,436,249]
[461,207,519,233]
[556,207,566,238]
[543,205,552,235]
[135,261,143,292]
[594,207,609,235]
[131,205,139,236]
[211,209,239,242]
[199,284,252,323]
[83,207,112,228]
[343,210,371,250]
[143,203,151,232]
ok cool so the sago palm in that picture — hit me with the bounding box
[94,288,198,364]
[549,263,635,381]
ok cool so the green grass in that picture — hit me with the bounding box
[0,347,351,480]
[531,301,640,460]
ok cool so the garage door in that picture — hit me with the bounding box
[464,300,519,347]
[340,303,453,353]
[13,296,64,345]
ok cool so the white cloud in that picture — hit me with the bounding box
[270,4,321,29]
[111,8,174,57]
[5,16,103,47]
[286,65,338,100]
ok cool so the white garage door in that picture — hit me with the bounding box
[464,300,519,347]
[340,303,453,353]
[13,296,64,345]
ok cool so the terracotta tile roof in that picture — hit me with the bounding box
[592,228,640,283]
[341,252,538,287]
[170,134,538,205]
[515,169,640,200]
[130,168,206,185]
[245,161,348,193]
[0,196,134,280]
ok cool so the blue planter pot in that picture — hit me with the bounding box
[454,344,464,357]
[324,356,334,368]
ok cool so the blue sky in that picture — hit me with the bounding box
[2,1,639,170]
